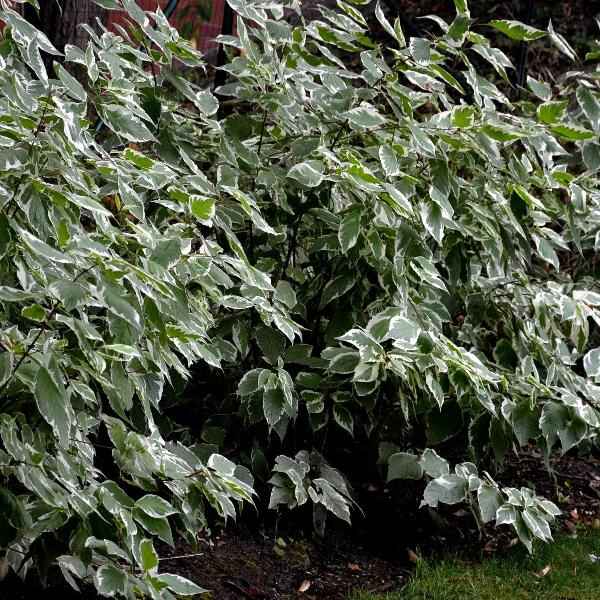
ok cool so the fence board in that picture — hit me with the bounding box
[106,0,228,59]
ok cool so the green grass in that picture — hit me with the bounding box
[351,528,600,600]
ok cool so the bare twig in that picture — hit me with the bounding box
[159,552,205,561]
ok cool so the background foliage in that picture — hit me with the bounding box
[1,0,600,596]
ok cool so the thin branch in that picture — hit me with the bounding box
[70,438,114,451]
[33,83,54,139]
[141,38,158,89]
[0,301,60,399]
[0,263,96,399]
[257,109,268,158]
[274,214,302,287]
[159,552,205,561]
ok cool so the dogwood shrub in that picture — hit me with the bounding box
[0,0,599,595]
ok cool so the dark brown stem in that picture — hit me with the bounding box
[214,2,235,91]
[274,214,302,287]
[0,263,96,399]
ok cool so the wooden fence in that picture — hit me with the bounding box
[1,1,230,60]
[107,0,229,59]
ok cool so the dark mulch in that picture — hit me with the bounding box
[5,450,600,599]
[159,530,407,599]
[155,450,600,598]
[504,450,600,529]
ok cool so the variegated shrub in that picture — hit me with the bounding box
[0,0,599,596]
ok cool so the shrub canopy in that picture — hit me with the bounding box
[0,0,599,596]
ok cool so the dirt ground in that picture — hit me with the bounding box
[7,450,600,599]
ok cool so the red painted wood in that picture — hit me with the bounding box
[0,1,232,59]
[106,0,230,56]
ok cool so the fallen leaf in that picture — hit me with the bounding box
[348,563,361,571]
[407,549,419,563]
[298,580,312,593]
[535,565,551,578]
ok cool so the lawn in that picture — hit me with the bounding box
[351,528,600,600]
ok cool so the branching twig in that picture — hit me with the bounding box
[0,263,96,399]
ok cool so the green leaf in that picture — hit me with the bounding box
[534,236,559,270]
[328,351,360,374]
[549,123,595,140]
[409,37,431,65]
[394,17,407,48]
[453,0,469,15]
[420,202,444,244]
[536,100,568,125]
[133,509,174,546]
[191,197,216,222]
[94,564,127,597]
[21,303,46,322]
[0,352,13,387]
[57,64,87,102]
[481,124,522,142]
[319,274,355,309]
[584,348,600,377]
[35,367,72,447]
[375,2,401,46]
[489,20,546,41]
[338,206,363,253]
[419,448,450,478]
[577,86,600,131]
[17,228,72,264]
[548,19,577,62]
[139,538,159,573]
[387,452,423,481]
[101,105,155,142]
[275,281,297,309]
[379,144,401,177]
[502,399,539,446]
[477,483,503,523]
[136,495,177,518]
[447,15,470,45]
[238,369,262,396]
[123,148,155,170]
[452,105,475,128]
[156,573,209,596]
[263,388,286,427]
[99,286,142,332]
[333,404,354,436]
[287,161,324,187]
[49,281,88,311]
[256,326,286,364]
[422,474,468,508]
[527,76,552,101]
[344,103,386,128]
